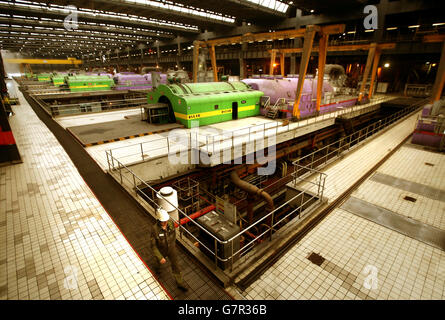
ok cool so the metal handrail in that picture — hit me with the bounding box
[105,97,424,271]
[105,95,393,165]
[261,96,271,109]
[293,98,427,172]
[47,98,147,116]
[106,149,326,271]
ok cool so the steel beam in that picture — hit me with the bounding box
[316,33,328,113]
[192,40,200,83]
[292,25,316,119]
[368,48,382,99]
[209,45,218,82]
[5,58,81,65]
[358,43,377,102]
[273,43,396,54]
[424,34,445,43]
[197,24,344,47]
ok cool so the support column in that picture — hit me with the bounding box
[126,47,130,68]
[239,52,245,79]
[293,25,316,119]
[280,53,285,77]
[240,42,247,78]
[316,33,329,113]
[368,47,381,99]
[269,49,277,75]
[192,40,200,83]
[431,41,445,102]
[209,45,218,82]
[156,40,160,70]
[116,51,120,72]
[176,37,182,69]
[374,0,388,42]
[290,55,297,75]
[358,43,377,102]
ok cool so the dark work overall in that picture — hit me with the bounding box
[150,219,184,286]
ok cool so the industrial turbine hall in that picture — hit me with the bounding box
[1,0,445,305]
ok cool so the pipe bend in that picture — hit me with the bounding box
[230,171,274,211]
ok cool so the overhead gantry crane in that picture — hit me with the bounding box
[4,57,82,75]
[191,24,346,120]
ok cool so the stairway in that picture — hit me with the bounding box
[266,107,279,119]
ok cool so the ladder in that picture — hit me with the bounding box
[265,98,287,119]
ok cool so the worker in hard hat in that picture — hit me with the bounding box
[150,208,188,291]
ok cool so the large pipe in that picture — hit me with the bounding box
[174,205,215,228]
[230,170,274,225]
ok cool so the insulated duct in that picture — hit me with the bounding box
[230,170,274,225]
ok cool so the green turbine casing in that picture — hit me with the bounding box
[66,75,114,92]
[37,73,51,82]
[146,81,263,128]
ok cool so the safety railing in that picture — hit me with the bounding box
[292,98,427,177]
[46,97,147,116]
[105,149,326,272]
[105,95,394,166]
[260,95,271,109]
[404,84,433,97]
[104,98,424,272]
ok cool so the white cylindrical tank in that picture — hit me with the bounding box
[157,186,179,222]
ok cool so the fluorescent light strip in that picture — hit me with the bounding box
[408,25,420,28]
[432,22,445,26]
[245,0,289,13]
[386,27,397,30]
[125,0,235,23]
[365,29,375,32]
[9,15,172,36]
[4,0,199,31]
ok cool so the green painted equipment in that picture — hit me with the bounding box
[66,75,114,92]
[147,82,263,128]
[37,73,51,82]
[51,74,66,87]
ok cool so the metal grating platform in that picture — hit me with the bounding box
[341,196,445,251]
[370,172,445,202]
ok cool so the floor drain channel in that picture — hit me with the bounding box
[425,162,435,167]
[404,196,417,203]
[307,252,325,266]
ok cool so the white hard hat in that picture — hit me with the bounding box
[157,208,170,222]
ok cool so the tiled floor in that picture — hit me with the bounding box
[235,109,445,300]
[0,82,171,300]
[300,109,422,200]
[351,142,445,230]
[56,108,142,129]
